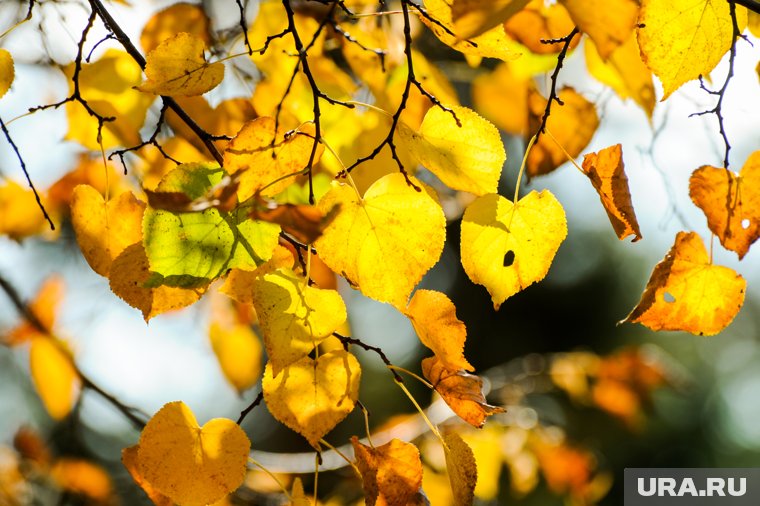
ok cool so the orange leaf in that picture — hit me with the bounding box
[252,202,339,244]
[13,427,51,468]
[527,88,599,177]
[30,337,81,420]
[122,445,174,506]
[404,290,472,371]
[504,3,579,55]
[421,357,504,428]
[621,231,746,336]
[443,432,477,506]
[351,437,423,506]
[581,144,642,241]
[689,153,760,259]
[6,276,63,346]
[50,458,113,503]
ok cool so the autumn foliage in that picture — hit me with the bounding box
[0,0,758,504]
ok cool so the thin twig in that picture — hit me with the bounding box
[333,333,403,382]
[535,26,579,142]
[235,0,253,55]
[237,391,264,425]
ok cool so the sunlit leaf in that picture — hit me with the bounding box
[288,478,311,506]
[622,231,746,335]
[71,185,145,277]
[140,3,211,54]
[0,49,14,99]
[262,350,361,448]
[581,144,642,242]
[559,0,639,59]
[30,338,81,420]
[443,432,477,506]
[315,173,445,309]
[252,201,338,244]
[252,267,347,375]
[422,356,504,428]
[689,153,760,259]
[224,118,323,201]
[398,105,506,195]
[6,276,63,346]
[405,290,472,371]
[122,445,173,506]
[451,0,530,39]
[461,191,567,309]
[137,32,224,97]
[637,0,746,99]
[351,437,424,506]
[136,401,250,506]
[472,63,532,136]
[0,180,50,241]
[503,3,578,55]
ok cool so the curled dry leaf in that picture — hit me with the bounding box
[136,401,250,506]
[581,144,642,242]
[137,32,224,97]
[351,437,423,506]
[689,152,760,259]
[262,350,361,448]
[622,231,746,336]
[422,356,504,428]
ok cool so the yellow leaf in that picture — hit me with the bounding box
[50,458,113,503]
[581,144,642,242]
[288,478,311,506]
[262,350,361,448]
[637,0,746,100]
[137,32,224,97]
[224,118,323,201]
[559,0,639,59]
[122,446,173,506]
[315,174,445,309]
[689,153,760,259]
[64,49,153,150]
[527,88,599,177]
[0,49,14,99]
[503,3,578,55]
[140,3,211,54]
[461,191,567,309]
[443,432,477,506]
[71,185,145,277]
[30,338,81,420]
[252,267,347,375]
[0,180,49,240]
[420,0,519,65]
[398,106,506,196]
[585,36,656,118]
[472,63,532,137]
[351,437,423,506]
[109,243,201,321]
[404,290,472,371]
[750,11,760,37]
[7,277,63,346]
[622,231,746,335]
[422,357,504,428]
[136,401,250,506]
[209,297,263,393]
[461,427,505,500]
[451,0,531,39]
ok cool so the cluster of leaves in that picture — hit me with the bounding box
[1,0,759,503]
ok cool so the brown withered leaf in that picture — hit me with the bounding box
[144,178,238,213]
[252,201,340,244]
[422,356,504,428]
[581,144,642,242]
[351,437,423,506]
[689,152,760,259]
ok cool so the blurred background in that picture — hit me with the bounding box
[1,0,760,504]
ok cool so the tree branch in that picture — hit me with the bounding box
[535,26,579,142]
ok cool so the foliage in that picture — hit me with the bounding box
[0,0,759,504]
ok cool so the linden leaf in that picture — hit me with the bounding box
[581,144,642,242]
[224,118,323,201]
[136,401,250,506]
[137,32,224,97]
[109,243,202,321]
[71,185,145,277]
[252,267,347,375]
[689,153,760,259]
[420,0,519,65]
[461,191,568,310]
[637,0,746,100]
[398,106,506,196]
[351,437,423,506]
[315,174,445,309]
[209,297,263,393]
[404,290,472,372]
[30,338,81,420]
[422,356,504,428]
[0,49,14,99]
[527,88,599,177]
[140,3,211,54]
[262,350,361,448]
[443,432,477,506]
[451,0,531,39]
[559,0,639,59]
[622,231,746,336]
[122,446,173,506]
[585,36,656,118]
